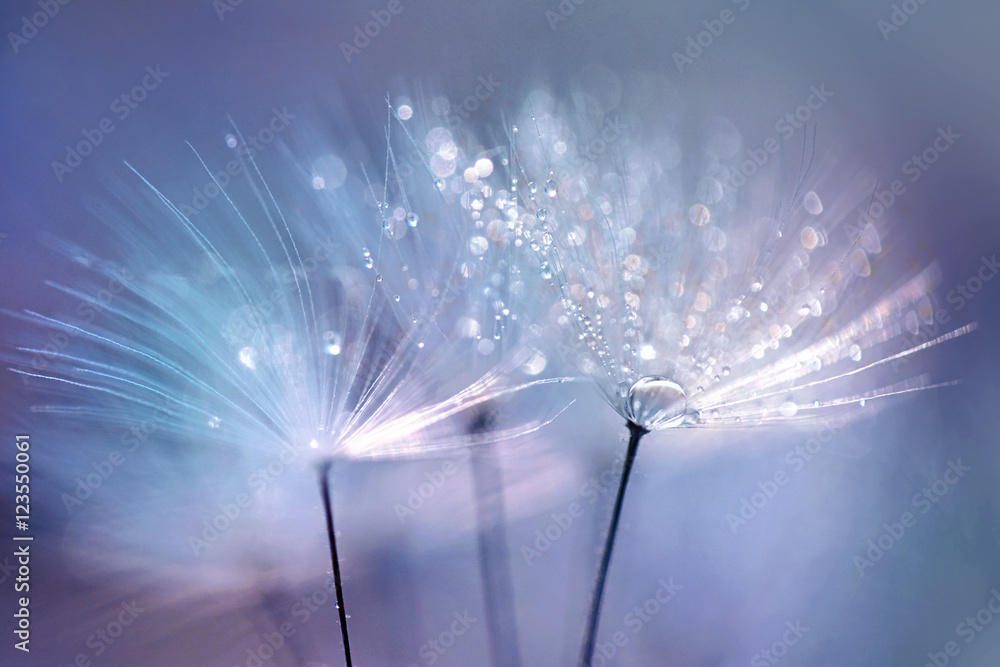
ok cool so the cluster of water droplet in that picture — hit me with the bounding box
[267,82,953,433]
[425,79,945,429]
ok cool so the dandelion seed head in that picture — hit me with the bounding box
[448,79,976,431]
[9,100,572,479]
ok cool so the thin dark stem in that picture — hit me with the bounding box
[471,442,523,667]
[580,421,647,666]
[319,462,353,667]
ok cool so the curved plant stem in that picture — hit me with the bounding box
[580,421,648,666]
[319,462,353,667]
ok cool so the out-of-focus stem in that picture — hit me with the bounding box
[319,462,353,667]
[471,441,523,667]
[580,421,647,666]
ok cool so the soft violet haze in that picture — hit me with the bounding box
[2,1,1000,666]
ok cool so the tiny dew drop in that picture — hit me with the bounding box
[434,179,444,191]
[539,261,554,280]
[365,257,374,269]
[536,208,548,222]
[545,179,558,197]
[406,212,419,227]
[682,411,702,426]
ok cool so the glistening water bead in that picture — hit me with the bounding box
[625,376,688,430]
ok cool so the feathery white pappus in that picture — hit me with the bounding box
[7,107,565,468]
[453,86,976,432]
[2,79,975,666]
[418,77,976,665]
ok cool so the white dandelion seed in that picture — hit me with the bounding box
[461,82,976,663]
[4,106,568,667]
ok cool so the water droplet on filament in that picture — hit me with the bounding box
[626,376,688,430]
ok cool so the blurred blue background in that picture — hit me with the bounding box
[2,0,1000,665]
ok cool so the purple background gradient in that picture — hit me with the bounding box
[2,1,1000,665]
